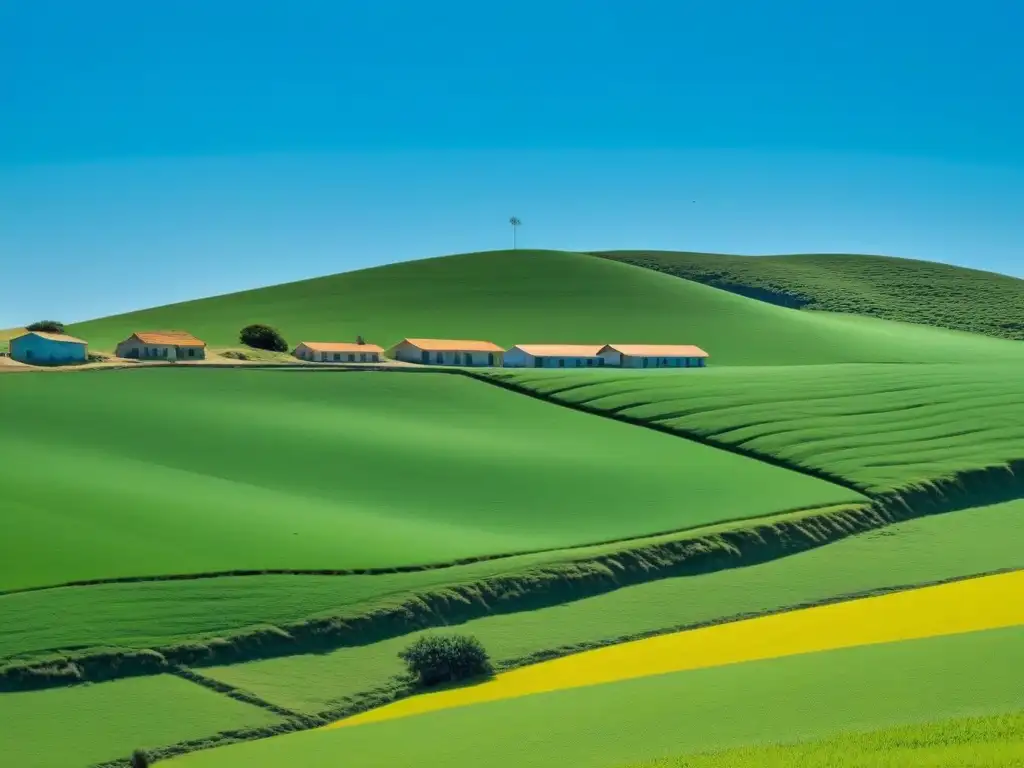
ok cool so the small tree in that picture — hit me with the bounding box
[399,634,493,687]
[130,749,150,768]
[26,320,65,333]
[239,324,288,352]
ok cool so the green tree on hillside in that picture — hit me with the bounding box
[399,634,493,687]
[130,749,150,768]
[239,324,288,352]
[25,320,66,333]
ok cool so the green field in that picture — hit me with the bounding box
[595,250,1024,340]
[1,674,282,768]
[164,627,1024,768]
[197,499,1024,715]
[630,711,1024,767]
[0,367,856,591]
[66,250,1024,366]
[490,362,1024,494]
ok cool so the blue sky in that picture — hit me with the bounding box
[2,0,1022,326]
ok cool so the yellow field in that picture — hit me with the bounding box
[329,569,1024,731]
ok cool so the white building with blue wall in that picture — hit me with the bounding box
[503,344,606,368]
[9,331,88,364]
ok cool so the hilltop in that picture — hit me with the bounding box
[68,249,1024,366]
[593,250,1024,339]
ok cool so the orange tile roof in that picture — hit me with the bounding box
[17,331,87,345]
[603,344,709,357]
[298,341,385,353]
[509,344,605,357]
[132,331,206,346]
[397,338,504,353]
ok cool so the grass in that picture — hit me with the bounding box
[196,499,1024,715]
[595,250,1024,340]
[329,570,1024,730]
[0,673,282,768]
[488,362,1024,494]
[163,626,1024,768]
[629,711,1024,767]
[0,367,857,592]
[66,250,1024,366]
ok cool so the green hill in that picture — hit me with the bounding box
[0,368,856,591]
[69,249,1024,366]
[593,250,1024,340]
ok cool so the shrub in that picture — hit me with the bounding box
[25,320,65,333]
[239,324,287,352]
[130,749,150,768]
[221,350,250,361]
[398,634,493,687]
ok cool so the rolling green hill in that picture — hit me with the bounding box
[594,250,1024,340]
[67,249,1024,366]
[489,363,1024,495]
[0,367,856,592]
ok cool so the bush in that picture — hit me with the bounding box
[398,634,493,687]
[221,350,250,361]
[25,320,65,333]
[239,324,287,352]
[130,749,150,768]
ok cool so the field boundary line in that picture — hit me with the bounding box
[84,564,1024,768]
[169,665,317,724]
[462,370,868,494]
[0,501,848,598]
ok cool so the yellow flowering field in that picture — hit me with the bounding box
[330,569,1024,730]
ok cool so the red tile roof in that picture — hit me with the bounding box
[132,331,206,346]
[298,341,384,354]
[603,344,709,357]
[509,344,604,357]
[396,338,504,353]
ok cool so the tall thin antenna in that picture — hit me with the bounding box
[509,217,522,250]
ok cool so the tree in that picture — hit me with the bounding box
[239,324,288,352]
[399,634,493,687]
[509,216,522,250]
[130,749,150,768]
[25,320,65,333]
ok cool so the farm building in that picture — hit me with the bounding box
[9,331,88,364]
[294,341,384,363]
[115,331,207,361]
[598,344,708,368]
[503,344,606,368]
[389,338,503,366]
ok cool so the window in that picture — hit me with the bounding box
[558,359,565,367]
[163,348,168,357]
[360,353,367,362]
[586,358,593,366]
[334,353,341,361]
[436,352,444,364]
[371,354,379,362]
[188,348,195,358]
[348,353,355,362]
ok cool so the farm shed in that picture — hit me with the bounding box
[503,344,606,368]
[295,341,384,363]
[115,331,207,361]
[598,344,709,368]
[9,331,88,364]
[389,338,503,366]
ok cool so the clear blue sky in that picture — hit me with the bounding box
[2,0,1022,326]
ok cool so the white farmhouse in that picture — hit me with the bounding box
[597,344,709,368]
[388,338,503,367]
[294,341,384,363]
[503,344,606,368]
[115,331,207,361]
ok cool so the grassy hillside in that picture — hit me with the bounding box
[164,627,1024,768]
[0,368,856,591]
[67,249,1024,366]
[2,674,281,768]
[489,362,1024,494]
[199,499,1024,716]
[594,250,1024,340]
[633,712,1024,767]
